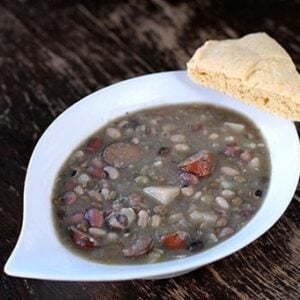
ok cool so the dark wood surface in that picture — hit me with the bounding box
[1,1,300,299]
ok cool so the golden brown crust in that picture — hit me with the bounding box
[187,32,300,120]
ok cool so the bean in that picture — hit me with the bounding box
[137,210,149,228]
[162,123,175,133]
[88,227,107,238]
[146,248,163,263]
[220,180,234,189]
[86,137,102,153]
[85,208,104,228]
[103,166,119,180]
[135,176,150,185]
[180,172,199,185]
[120,208,136,225]
[77,174,90,186]
[151,215,162,227]
[249,157,260,169]
[88,190,103,202]
[219,227,235,238]
[231,197,242,206]
[90,157,103,168]
[87,166,107,179]
[208,233,218,243]
[67,212,84,224]
[106,127,121,139]
[74,185,84,195]
[171,134,186,143]
[216,217,228,227]
[181,186,194,197]
[74,150,84,159]
[153,160,163,167]
[101,187,110,197]
[64,192,77,205]
[221,189,235,199]
[215,197,230,210]
[131,137,140,144]
[221,166,240,176]
[224,146,243,157]
[106,232,118,243]
[192,191,203,200]
[169,213,184,223]
[200,195,213,204]
[209,133,219,140]
[224,122,245,132]
[189,211,217,224]
[117,120,130,128]
[174,143,190,152]
[240,150,252,162]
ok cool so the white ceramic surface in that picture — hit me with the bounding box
[4,71,300,281]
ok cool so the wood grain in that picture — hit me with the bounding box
[0,1,299,299]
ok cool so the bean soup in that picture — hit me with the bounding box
[52,104,270,264]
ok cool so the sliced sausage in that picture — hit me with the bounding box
[70,226,100,249]
[122,235,154,257]
[160,231,189,250]
[103,142,139,168]
[178,150,215,177]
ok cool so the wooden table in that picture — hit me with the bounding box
[1,1,299,299]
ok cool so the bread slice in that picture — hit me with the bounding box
[187,32,300,121]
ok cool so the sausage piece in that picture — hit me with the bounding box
[70,226,100,249]
[160,231,189,250]
[122,235,154,257]
[178,150,215,177]
[103,142,139,168]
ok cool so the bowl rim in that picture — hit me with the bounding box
[4,70,300,281]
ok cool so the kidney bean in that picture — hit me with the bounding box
[85,208,104,227]
[86,137,102,153]
[64,192,77,205]
[64,180,75,192]
[219,227,235,238]
[180,172,199,185]
[224,146,243,157]
[87,166,107,179]
[240,150,252,162]
[67,212,84,224]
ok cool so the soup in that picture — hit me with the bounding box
[52,104,270,264]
